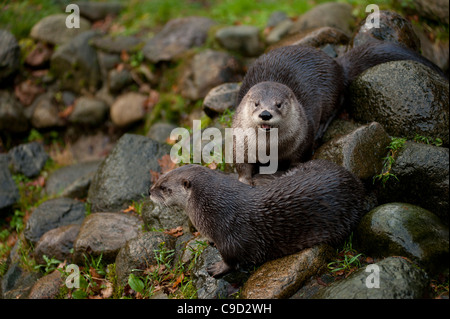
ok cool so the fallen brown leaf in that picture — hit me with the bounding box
[123,205,136,213]
[164,226,184,238]
[158,154,178,174]
[58,105,74,119]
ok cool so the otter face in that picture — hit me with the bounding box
[241,81,299,132]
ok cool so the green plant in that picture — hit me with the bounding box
[328,233,364,276]
[34,255,62,275]
[413,134,443,147]
[373,137,406,187]
[218,108,235,128]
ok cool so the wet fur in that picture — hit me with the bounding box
[233,40,445,184]
[149,160,366,277]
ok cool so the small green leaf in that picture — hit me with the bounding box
[72,289,88,299]
[128,273,145,293]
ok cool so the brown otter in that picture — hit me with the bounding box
[149,160,366,277]
[233,40,446,185]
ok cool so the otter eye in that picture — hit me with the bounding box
[254,101,260,107]
[276,102,282,108]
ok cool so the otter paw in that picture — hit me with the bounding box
[207,261,231,278]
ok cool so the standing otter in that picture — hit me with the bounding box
[149,160,366,277]
[233,40,446,185]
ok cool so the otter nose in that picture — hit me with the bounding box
[259,110,272,121]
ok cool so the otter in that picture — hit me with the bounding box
[233,40,446,185]
[149,160,366,277]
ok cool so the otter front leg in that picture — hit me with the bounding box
[236,163,255,185]
[207,260,232,278]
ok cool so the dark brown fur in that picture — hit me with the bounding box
[149,160,366,277]
[233,40,446,184]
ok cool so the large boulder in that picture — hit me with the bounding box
[143,17,216,63]
[0,30,20,83]
[0,154,20,213]
[215,25,263,57]
[87,134,170,212]
[348,60,449,145]
[356,203,449,274]
[8,142,48,178]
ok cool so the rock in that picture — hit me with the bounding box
[0,90,28,133]
[313,122,391,181]
[0,154,20,213]
[1,262,40,299]
[45,160,101,199]
[76,1,123,21]
[377,142,449,224]
[266,19,294,45]
[87,134,170,212]
[412,0,449,25]
[414,25,449,74]
[352,10,421,52]
[289,2,354,35]
[51,30,101,93]
[348,60,449,145]
[314,257,429,299]
[269,27,349,52]
[143,17,216,63]
[25,42,53,68]
[24,198,86,244]
[141,199,190,231]
[241,245,334,299]
[321,118,360,144]
[115,231,176,285]
[29,93,64,129]
[0,30,20,82]
[146,122,178,144]
[61,91,77,107]
[8,142,49,178]
[203,83,241,117]
[267,11,289,28]
[180,49,243,100]
[72,212,143,264]
[356,203,449,275]
[215,25,263,57]
[68,97,109,126]
[69,132,116,163]
[33,224,81,265]
[107,68,134,94]
[28,270,63,299]
[30,14,91,45]
[97,51,121,80]
[191,246,237,299]
[92,35,143,54]
[110,92,148,127]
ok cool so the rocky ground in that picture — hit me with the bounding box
[0,1,449,299]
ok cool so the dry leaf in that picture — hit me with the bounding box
[149,170,161,184]
[172,273,184,289]
[164,226,183,238]
[58,105,74,119]
[123,205,135,213]
[207,162,218,170]
[101,282,114,299]
[157,154,177,174]
[120,50,130,62]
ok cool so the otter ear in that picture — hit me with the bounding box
[182,179,191,189]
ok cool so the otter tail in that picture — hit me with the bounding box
[336,39,446,87]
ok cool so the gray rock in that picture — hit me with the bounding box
[377,142,449,224]
[1,262,40,299]
[87,134,170,212]
[290,2,354,35]
[413,0,449,25]
[348,60,449,145]
[143,17,216,63]
[314,257,429,299]
[29,93,64,129]
[92,35,143,54]
[203,83,241,117]
[356,203,449,275]
[267,11,289,28]
[180,49,243,100]
[107,68,134,94]
[33,224,81,265]
[0,154,19,213]
[45,160,101,198]
[352,10,421,52]
[8,142,48,178]
[142,199,190,231]
[24,198,86,244]
[51,30,101,93]
[115,231,176,285]
[28,269,63,299]
[72,212,143,264]
[266,19,294,44]
[313,122,391,181]
[241,245,334,299]
[68,97,108,126]
[0,30,20,82]
[30,14,91,45]
[146,122,178,144]
[0,90,28,133]
[76,1,123,21]
[321,118,361,144]
[215,25,263,57]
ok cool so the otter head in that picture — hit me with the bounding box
[149,164,206,209]
[239,81,299,132]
